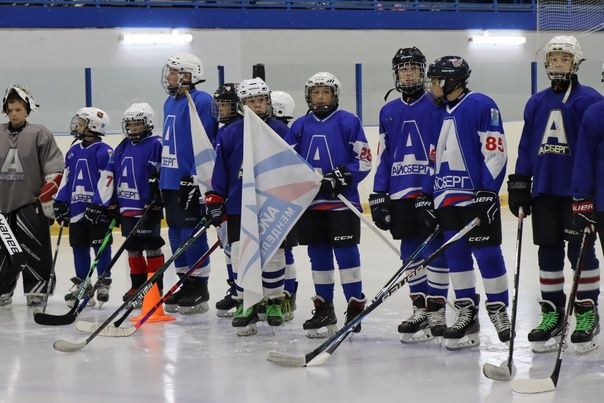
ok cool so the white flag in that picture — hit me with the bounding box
[239,106,322,309]
[186,91,215,194]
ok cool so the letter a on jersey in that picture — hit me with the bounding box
[435,118,474,190]
[72,159,94,200]
[306,135,333,175]
[539,110,570,155]
[117,157,140,201]
[0,148,25,181]
[161,115,179,169]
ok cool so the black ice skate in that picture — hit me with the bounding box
[64,277,95,308]
[25,293,45,308]
[266,298,284,328]
[571,298,600,354]
[486,301,511,343]
[215,280,238,317]
[345,295,366,333]
[398,293,433,343]
[232,302,259,336]
[122,288,143,309]
[178,280,209,314]
[303,296,337,338]
[164,276,186,313]
[96,278,112,308]
[528,300,564,353]
[444,297,480,350]
[426,296,447,338]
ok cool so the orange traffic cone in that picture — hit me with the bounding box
[130,273,175,323]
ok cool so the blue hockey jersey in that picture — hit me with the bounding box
[55,140,113,223]
[160,89,218,190]
[212,117,290,215]
[374,93,437,199]
[286,109,372,211]
[572,100,604,212]
[515,82,602,197]
[428,92,507,209]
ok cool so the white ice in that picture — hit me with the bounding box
[1,210,603,403]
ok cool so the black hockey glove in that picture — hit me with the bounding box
[368,193,391,231]
[472,190,500,226]
[204,191,226,227]
[507,174,532,217]
[53,200,70,226]
[320,166,352,197]
[178,176,201,211]
[568,198,597,243]
[84,203,109,226]
[415,193,438,233]
[148,171,163,207]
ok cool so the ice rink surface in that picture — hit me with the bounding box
[0,210,603,403]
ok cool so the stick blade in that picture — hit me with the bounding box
[482,362,512,381]
[34,307,77,326]
[512,377,557,394]
[75,321,136,337]
[53,338,87,353]
[75,320,97,333]
[305,351,332,367]
[266,351,307,367]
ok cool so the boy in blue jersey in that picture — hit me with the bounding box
[54,107,114,307]
[286,72,372,338]
[425,57,510,350]
[508,36,602,353]
[570,67,604,353]
[370,47,449,343]
[159,53,218,314]
[206,78,290,336]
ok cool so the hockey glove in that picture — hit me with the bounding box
[83,203,109,226]
[38,172,63,219]
[53,200,70,226]
[204,192,226,227]
[472,190,499,226]
[368,193,391,230]
[320,166,352,197]
[507,174,532,217]
[178,176,201,211]
[570,198,597,241]
[148,171,163,207]
[415,193,438,232]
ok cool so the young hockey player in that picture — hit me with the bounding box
[425,56,510,350]
[0,85,64,307]
[159,53,218,314]
[207,77,290,336]
[271,90,296,125]
[53,107,114,307]
[103,103,165,307]
[509,35,602,353]
[286,72,372,338]
[370,47,449,343]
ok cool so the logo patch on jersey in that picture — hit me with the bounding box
[391,120,429,176]
[0,148,25,181]
[539,110,570,155]
[71,159,94,203]
[434,118,474,191]
[490,108,500,126]
[161,115,179,169]
[116,157,140,201]
[305,135,334,174]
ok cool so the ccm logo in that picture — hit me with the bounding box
[469,236,490,242]
[334,235,353,241]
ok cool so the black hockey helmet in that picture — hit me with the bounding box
[212,82,239,124]
[392,47,426,95]
[427,56,471,97]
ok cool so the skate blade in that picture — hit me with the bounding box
[266,351,306,367]
[531,337,561,354]
[216,309,236,318]
[305,325,338,339]
[236,324,258,337]
[482,360,512,381]
[178,302,209,315]
[164,304,179,313]
[399,328,434,344]
[573,335,599,355]
[445,334,480,350]
[511,376,556,394]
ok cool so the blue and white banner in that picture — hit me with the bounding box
[239,106,322,309]
[186,91,215,195]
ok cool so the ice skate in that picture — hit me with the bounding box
[257,299,267,321]
[164,280,186,313]
[232,302,259,336]
[178,280,209,314]
[528,300,564,353]
[486,301,511,343]
[398,293,433,343]
[25,293,45,308]
[64,277,95,308]
[266,298,284,328]
[122,288,143,309]
[426,296,447,339]
[215,280,238,317]
[345,295,366,333]
[444,297,480,350]
[96,278,112,308]
[280,290,296,322]
[571,299,600,354]
[303,296,337,338]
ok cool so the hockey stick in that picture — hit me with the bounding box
[337,194,399,256]
[76,240,221,337]
[38,224,64,314]
[53,218,212,352]
[483,207,524,381]
[511,227,592,394]
[33,219,116,325]
[267,217,480,367]
[252,63,266,81]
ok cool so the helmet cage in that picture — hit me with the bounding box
[391,47,426,95]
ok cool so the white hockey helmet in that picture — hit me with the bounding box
[3,84,38,114]
[271,91,296,120]
[71,107,110,138]
[237,78,272,118]
[544,35,583,81]
[162,53,204,95]
[122,102,154,142]
[305,72,341,114]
